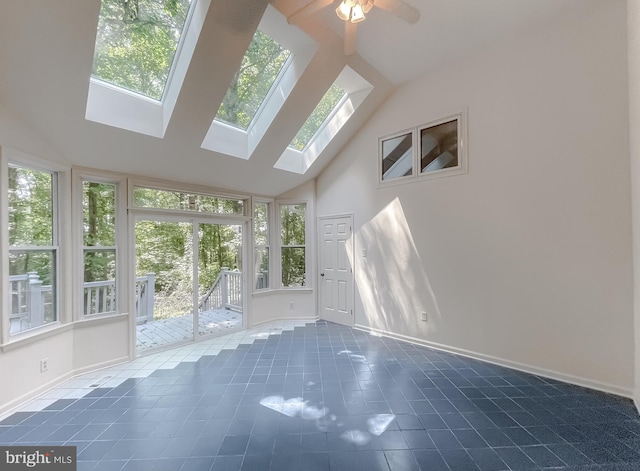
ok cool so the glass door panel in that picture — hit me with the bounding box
[197,223,243,336]
[135,220,193,352]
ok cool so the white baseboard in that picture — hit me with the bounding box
[354,324,634,399]
[249,315,318,329]
[635,391,640,414]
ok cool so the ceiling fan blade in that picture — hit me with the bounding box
[374,0,420,24]
[287,0,335,24]
[344,20,357,55]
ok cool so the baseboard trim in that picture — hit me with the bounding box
[0,356,130,421]
[634,391,640,415]
[249,315,319,329]
[354,324,634,399]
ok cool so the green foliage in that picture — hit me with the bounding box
[280,204,306,287]
[83,182,117,283]
[216,31,291,129]
[135,219,241,319]
[8,166,55,283]
[93,0,192,100]
[134,187,244,214]
[290,83,346,151]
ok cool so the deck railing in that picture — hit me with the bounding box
[9,272,54,334]
[9,269,239,332]
[8,272,156,332]
[199,268,242,313]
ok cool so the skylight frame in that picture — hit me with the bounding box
[201,5,317,160]
[274,65,373,174]
[86,0,211,138]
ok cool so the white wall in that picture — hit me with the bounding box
[629,0,640,409]
[317,0,634,395]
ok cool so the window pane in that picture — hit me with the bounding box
[381,132,413,181]
[9,250,56,334]
[84,250,117,315]
[254,202,269,290]
[255,247,269,290]
[84,249,116,283]
[134,187,244,214]
[420,119,458,173]
[289,83,346,151]
[281,203,305,288]
[92,0,193,100]
[280,204,306,245]
[8,166,53,246]
[83,182,116,246]
[281,247,305,287]
[254,202,268,246]
[216,31,291,130]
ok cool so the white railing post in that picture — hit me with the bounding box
[146,273,155,322]
[27,272,44,329]
[221,267,229,309]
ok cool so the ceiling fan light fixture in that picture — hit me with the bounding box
[350,4,366,22]
[336,1,352,21]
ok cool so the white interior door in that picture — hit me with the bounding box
[319,215,353,325]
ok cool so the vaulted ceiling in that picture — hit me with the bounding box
[0,0,582,196]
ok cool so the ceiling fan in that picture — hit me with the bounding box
[286,0,420,55]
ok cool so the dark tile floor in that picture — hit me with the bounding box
[1,321,639,470]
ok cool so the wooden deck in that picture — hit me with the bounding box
[136,308,242,352]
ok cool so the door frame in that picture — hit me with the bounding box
[129,211,249,357]
[317,213,355,326]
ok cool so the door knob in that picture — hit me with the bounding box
[320,273,325,277]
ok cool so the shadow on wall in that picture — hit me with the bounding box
[347,197,442,335]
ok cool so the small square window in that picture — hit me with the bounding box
[419,115,465,177]
[378,110,467,187]
[380,130,414,182]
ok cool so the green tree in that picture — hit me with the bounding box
[216,31,291,129]
[93,0,191,100]
[8,166,55,284]
[281,204,306,287]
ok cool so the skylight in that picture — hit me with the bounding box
[274,66,373,174]
[92,0,193,101]
[215,31,291,130]
[200,5,316,159]
[289,83,346,151]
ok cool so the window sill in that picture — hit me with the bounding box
[1,322,74,353]
[252,287,313,297]
[76,312,129,329]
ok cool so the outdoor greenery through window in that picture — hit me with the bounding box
[280,203,306,287]
[216,31,291,130]
[83,181,117,315]
[8,165,57,334]
[134,187,244,214]
[92,0,193,100]
[254,202,269,290]
[289,83,346,151]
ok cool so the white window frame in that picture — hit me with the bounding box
[73,169,127,321]
[275,65,374,174]
[378,109,468,187]
[277,201,308,289]
[201,5,317,159]
[86,0,211,138]
[1,148,71,344]
[252,198,274,293]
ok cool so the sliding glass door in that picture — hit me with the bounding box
[134,218,244,353]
